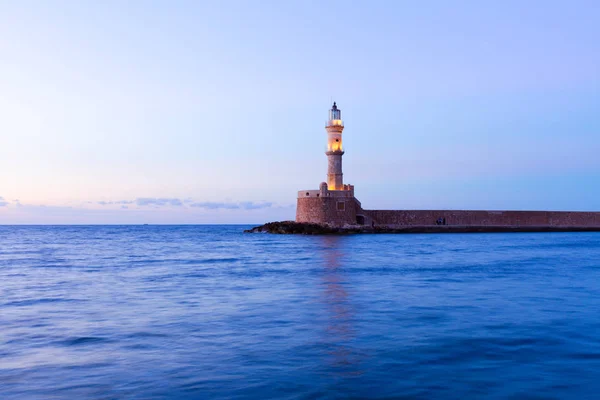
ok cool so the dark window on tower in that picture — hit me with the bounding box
[337,201,345,211]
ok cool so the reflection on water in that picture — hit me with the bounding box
[319,236,363,376]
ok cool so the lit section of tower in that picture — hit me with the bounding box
[325,102,344,190]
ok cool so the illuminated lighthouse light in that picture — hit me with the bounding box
[328,138,342,152]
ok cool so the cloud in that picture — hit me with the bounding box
[189,201,273,210]
[239,201,273,210]
[135,198,183,207]
[97,200,134,205]
[94,198,272,210]
[189,202,240,210]
[0,197,8,207]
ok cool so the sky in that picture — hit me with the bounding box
[0,0,599,224]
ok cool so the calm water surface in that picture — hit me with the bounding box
[1,226,600,399]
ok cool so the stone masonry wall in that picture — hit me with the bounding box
[296,197,360,226]
[363,210,600,227]
[296,192,600,228]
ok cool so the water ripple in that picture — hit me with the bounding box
[1,226,600,399]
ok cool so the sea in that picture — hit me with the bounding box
[1,225,600,399]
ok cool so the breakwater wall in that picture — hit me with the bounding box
[362,210,600,228]
[296,195,600,229]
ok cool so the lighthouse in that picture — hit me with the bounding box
[296,101,358,226]
[290,102,600,231]
[326,102,344,190]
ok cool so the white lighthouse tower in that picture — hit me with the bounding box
[326,102,344,190]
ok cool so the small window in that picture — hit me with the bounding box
[337,201,345,211]
[316,194,320,197]
[306,192,310,196]
[335,139,339,142]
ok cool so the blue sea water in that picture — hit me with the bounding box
[1,226,600,399]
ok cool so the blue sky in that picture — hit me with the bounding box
[0,1,598,223]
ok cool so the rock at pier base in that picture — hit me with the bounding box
[244,221,343,234]
[244,221,600,235]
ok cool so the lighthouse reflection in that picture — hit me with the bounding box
[318,236,363,376]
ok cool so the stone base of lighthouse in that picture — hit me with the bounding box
[296,182,367,227]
